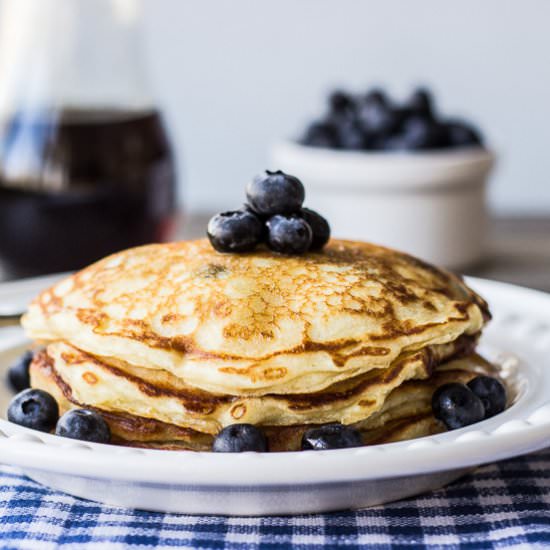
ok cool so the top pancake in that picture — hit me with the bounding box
[22,239,489,395]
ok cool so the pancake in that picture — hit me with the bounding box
[22,239,489,396]
[23,237,495,451]
[29,357,212,450]
[32,332,475,434]
[30,351,494,452]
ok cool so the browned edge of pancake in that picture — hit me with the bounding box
[30,239,491,367]
[39,332,478,421]
[29,348,497,452]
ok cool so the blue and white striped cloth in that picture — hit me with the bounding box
[0,449,548,549]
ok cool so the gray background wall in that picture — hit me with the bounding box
[2,0,549,215]
[141,0,550,215]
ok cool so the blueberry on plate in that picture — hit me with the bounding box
[55,409,111,444]
[7,388,59,432]
[301,423,362,450]
[7,350,34,393]
[467,376,507,418]
[432,383,485,430]
[207,209,263,253]
[301,121,339,149]
[300,208,330,250]
[266,214,312,255]
[246,170,305,216]
[212,423,268,452]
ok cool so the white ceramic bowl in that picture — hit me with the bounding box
[270,141,496,269]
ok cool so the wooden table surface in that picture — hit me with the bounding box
[1,215,549,293]
[466,217,550,292]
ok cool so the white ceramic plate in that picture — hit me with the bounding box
[0,276,549,515]
[0,272,69,317]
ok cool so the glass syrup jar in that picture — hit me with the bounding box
[0,0,177,277]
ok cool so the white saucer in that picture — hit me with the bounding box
[0,276,549,515]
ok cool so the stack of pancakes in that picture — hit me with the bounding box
[23,239,492,451]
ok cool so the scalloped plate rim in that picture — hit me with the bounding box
[0,276,548,488]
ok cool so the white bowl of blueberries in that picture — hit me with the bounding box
[271,87,495,269]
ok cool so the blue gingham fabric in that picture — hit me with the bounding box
[0,449,548,549]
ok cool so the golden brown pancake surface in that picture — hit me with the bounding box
[22,239,489,396]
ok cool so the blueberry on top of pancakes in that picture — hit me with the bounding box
[246,170,305,216]
[266,214,312,255]
[207,170,330,255]
[207,209,263,253]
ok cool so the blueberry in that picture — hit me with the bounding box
[246,170,305,216]
[432,383,486,430]
[328,90,356,116]
[301,208,330,250]
[207,209,263,253]
[55,409,111,443]
[443,120,483,147]
[301,423,362,450]
[428,122,450,149]
[7,350,33,392]
[7,388,59,432]
[266,214,312,255]
[357,99,399,137]
[407,87,434,119]
[212,423,268,452]
[467,376,507,418]
[242,203,270,238]
[332,118,366,150]
[399,116,446,150]
[379,135,409,151]
[364,89,389,108]
[301,121,339,148]
[390,107,413,131]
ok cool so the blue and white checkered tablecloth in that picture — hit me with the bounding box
[0,449,548,549]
